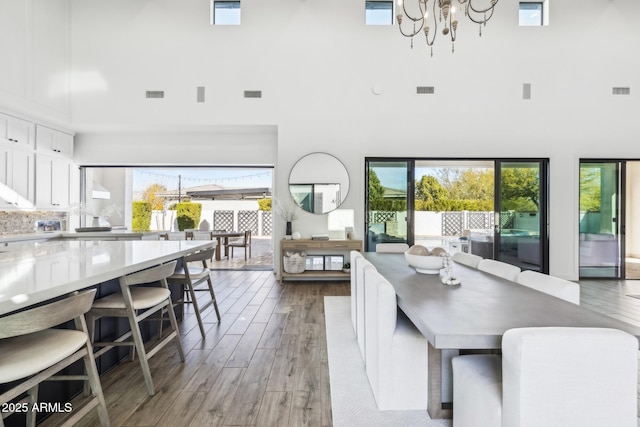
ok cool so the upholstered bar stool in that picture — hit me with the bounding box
[86,261,185,396]
[0,290,110,427]
[168,246,221,339]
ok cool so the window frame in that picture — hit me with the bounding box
[365,0,394,26]
[211,0,241,26]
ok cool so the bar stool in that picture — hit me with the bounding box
[0,290,110,427]
[168,246,221,339]
[86,261,185,396]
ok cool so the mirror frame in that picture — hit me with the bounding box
[288,152,350,214]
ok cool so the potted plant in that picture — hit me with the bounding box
[342,262,351,273]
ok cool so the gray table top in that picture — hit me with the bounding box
[364,253,640,349]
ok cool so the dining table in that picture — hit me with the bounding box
[363,252,640,419]
[209,231,243,260]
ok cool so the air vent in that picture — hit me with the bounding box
[146,90,165,99]
[612,87,631,95]
[197,86,205,103]
[523,83,532,100]
[416,86,435,95]
[244,90,262,98]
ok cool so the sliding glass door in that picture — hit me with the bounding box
[365,160,412,251]
[579,161,623,278]
[364,157,549,273]
[495,161,548,272]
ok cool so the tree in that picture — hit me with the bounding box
[368,169,387,209]
[415,175,449,210]
[142,183,167,210]
[500,168,539,211]
[580,167,601,212]
[258,198,272,211]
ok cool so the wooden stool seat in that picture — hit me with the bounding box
[90,287,171,310]
[0,329,88,383]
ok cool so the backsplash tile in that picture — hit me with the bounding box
[0,211,68,235]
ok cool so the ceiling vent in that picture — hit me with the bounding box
[244,90,262,98]
[612,87,631,95]
[416,86,435,95]
[146,90,165,99]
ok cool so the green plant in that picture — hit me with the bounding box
[132,201,152,231]
[176,201,202,231]
[343,262,351,269]
[258,198,272,211]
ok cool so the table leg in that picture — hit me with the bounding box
[224,237,229,258]
[427,342,453,419]
[215,238,222,261]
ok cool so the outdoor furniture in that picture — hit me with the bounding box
[228,229,252,260]
[0,290,110,427]
[168,246,221,339]
[516,270,580,305]
[452,327,638,427]
[86,261,185,396]
[210,230,243,260]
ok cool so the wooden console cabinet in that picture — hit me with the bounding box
[280,239,362,283]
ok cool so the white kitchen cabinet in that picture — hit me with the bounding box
[0,113,34,148]
[35,124,73,157]
[36,153,76,210]
[0,144,35,209]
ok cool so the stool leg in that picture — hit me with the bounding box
[82,347,111,426]
[126,309,155,396]
[164,296,185,362]
[26,385,38,427]
[187,282,206,339]
[206,275,221,322]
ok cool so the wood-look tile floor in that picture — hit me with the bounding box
[43,273,640,426]
[44,270,348,427]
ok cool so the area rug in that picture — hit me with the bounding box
[324,296,451,427]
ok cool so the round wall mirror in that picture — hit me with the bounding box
[288,152,350,214]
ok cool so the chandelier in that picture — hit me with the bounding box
[396,0,499,56]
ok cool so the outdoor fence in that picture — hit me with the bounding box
[151,209,272,236]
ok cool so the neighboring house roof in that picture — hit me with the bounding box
[383,187,406,199]
[146,184,272,200]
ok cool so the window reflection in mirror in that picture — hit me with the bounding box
[288,153,349,214]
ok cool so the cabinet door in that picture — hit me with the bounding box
[6,116,33,148]
[36,124,73,157]
[0,145,14,208]
[36,154,71,209]
[51,158,71,207]
[11,148,35,208]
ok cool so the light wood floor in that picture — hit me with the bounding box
[43,273,640,427]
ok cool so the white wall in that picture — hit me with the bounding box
[2,0,640,279]
[0,0,71,125]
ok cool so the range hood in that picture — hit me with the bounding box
[92,182,111,200]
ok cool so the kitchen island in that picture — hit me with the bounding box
[0,239,215,426]
[0,239,213,316]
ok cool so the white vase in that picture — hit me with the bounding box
[92,217,100,227]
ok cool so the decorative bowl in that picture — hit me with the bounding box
[405,252,444,274]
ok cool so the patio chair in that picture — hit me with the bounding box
[228,230,252,260]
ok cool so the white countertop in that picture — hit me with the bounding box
[0,239,213,316]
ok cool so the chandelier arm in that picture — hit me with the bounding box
[398,20,424,38]
[401,0,428,23]
[465,0,498,16]
[465,7,495,25]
